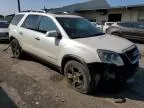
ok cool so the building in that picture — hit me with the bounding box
[76,4,144,24]
[46,0,144,24]
[45,0,110,14]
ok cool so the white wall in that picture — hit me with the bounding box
[77,11,108,23]
[121,9,139,21]
[77,7,144,23]
[139,8,144,20]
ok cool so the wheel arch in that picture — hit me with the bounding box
[61,54,88,74]
[9,36,16,42]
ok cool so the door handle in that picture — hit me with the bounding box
[19,31,23,35]
[35,37,40,40]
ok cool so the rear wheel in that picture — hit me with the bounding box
[64,60,99,94]
[11,39,23,59]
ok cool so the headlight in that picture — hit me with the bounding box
[97,49,124,66]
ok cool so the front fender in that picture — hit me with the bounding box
[57,46,101,66]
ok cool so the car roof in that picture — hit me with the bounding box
[17,12,82,18]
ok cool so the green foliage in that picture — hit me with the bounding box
[0,15,4,20]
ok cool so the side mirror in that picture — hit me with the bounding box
[46,30,62,39]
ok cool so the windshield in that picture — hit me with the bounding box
[0,21,9,28]
[56,17,104,39]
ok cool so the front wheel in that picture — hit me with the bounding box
[11,39,23,59]
[64,60,97,94]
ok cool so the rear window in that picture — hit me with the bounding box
[11,14,24,25]
[0,21,9,28]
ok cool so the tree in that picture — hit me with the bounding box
[0,15,4,19]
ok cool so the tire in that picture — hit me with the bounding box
[64,60,94,94]
[11,39,23,59]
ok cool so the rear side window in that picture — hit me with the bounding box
[118,23,132,28]
[11,14,24,25]
[21,15,41,30]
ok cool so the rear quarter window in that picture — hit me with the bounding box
[11,14,24,26]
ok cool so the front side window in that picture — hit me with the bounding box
[38,16,58,33]
[11,14,24,25]
[21,15,41,30]
[57,17,104,39]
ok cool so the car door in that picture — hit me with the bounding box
[33,16,61,64]
[119,22,138,40]
[18,14,41,55]
[130,23,144,41]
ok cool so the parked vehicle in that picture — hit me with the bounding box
[103,22,115,32]
[9,12,140,94]
[106,22,144,42]
[0,20,9,41]
[91,22,103,31]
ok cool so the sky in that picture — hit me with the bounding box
[0,0,144,15]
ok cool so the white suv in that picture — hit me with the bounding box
[9,12,140,94]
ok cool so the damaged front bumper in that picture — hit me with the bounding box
[88,46,140,82]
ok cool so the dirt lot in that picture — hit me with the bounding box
[0,43,144,108]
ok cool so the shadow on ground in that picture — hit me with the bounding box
[11,51,144,104]
[0,86,18,108]
[92,67,144,103]
[0,41,10,44]
[15,53,60,73]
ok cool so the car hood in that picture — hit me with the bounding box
[74,34,134,53]
[0,28,8,33]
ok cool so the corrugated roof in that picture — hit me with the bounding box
[46,0,110,13]
[76,4,144,12]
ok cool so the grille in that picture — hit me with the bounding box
[125,46,140,64]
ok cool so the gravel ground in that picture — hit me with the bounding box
[0,43,144,108]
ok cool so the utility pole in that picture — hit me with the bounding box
[17,0,21,12]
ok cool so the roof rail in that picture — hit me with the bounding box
[20,10,46,13]
[50,11,70,15]
[20,10,72,15]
